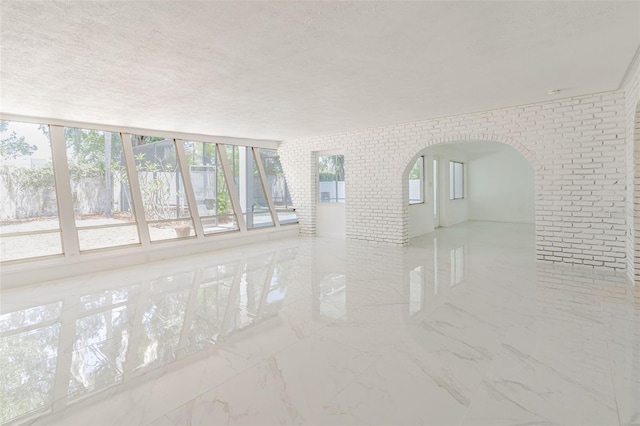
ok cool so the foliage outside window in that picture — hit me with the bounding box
[183,141,238,234]
[318,155,345,203]
[225,145,274,229]
[449,161,464,200]
[0,120,63,261]
[65,128,140,251]
[0,252,295,423]
[0,119,297,263]
[258,149,298,224]
[409,156,424,204]
[131,136,195,241]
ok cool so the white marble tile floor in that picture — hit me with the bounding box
[0,222,637,425]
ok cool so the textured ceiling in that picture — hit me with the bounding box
[1,1,639,141]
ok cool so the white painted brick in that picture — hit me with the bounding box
[279,79,637,275]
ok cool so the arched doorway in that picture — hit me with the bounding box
[402,139,537,240]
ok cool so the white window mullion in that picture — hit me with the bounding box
[120,133,151,247]
[174,139,204,239]
[253,148,280,227]
[217,144,247,232]
[49,125,80,258]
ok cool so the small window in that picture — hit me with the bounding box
[449,161,464,200]
[318,155,345,203]
[408,156,424,204]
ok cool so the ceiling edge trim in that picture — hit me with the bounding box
[0,112,281,149]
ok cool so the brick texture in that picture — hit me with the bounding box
[280,91,630,271]
[623,51,640,285]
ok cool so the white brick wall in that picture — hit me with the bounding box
[623,51,640,285]
[280,91,629,270]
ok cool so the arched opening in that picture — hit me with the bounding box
[403,140,536,239]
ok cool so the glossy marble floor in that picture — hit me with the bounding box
[1,222,638,426]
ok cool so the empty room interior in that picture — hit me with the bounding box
[1,1,640,425]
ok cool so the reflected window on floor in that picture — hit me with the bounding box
[0,301,63,423]
[409,266,424,315]
[319,273,346,320]
[450,246,465,286]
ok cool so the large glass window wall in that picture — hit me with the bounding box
[0,120,297,263]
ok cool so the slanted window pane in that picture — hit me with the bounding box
[258,149,298,224]
[183,141,238,234]
[318,155,345,203]
[0,121,62,261]
[65,128,140,251]
[224,145,274,229]
[131,136,195,241]
[408,156,424,204]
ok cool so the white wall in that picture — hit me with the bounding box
[317,203,346,238]
[408,203,431,238]
[623,51,640,284]
[280,90,629,270]
[468,146,535,224]
[408,143,534,238]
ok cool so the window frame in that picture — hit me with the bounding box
[408,156,425,205]
[317,154,345,203]
[449,161,464,200]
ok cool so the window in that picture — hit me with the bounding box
[0,121,63,261]
[130,135,195,241]
[65,128,140,251]
[183,141,238,234]
[0,120,299,264]
[449,161,464,200]
[225,145,275,229]
[258,149,298,224]
[318,155,345,203]
[433,158,438,216]
[408,156,424,204]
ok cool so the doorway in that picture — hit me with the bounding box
[316,151,345,239]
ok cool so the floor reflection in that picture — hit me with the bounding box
[0,222,637,426]
[0,249,296,425]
